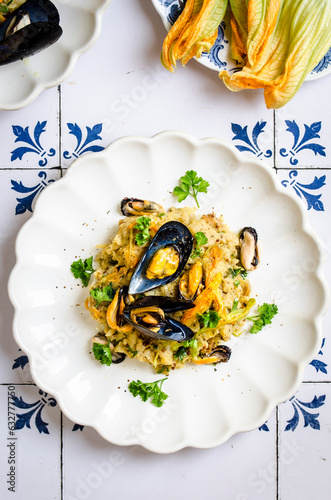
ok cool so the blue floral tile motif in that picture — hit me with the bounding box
[63,123,104,160]
[284,394,326,431]
[311,46,331,74]
[309,338,328,374]
[279,120,326,166]
[258,422,269,432]
[12,390,57,434]
[11,121,56,166]
[281,170,325,211]
[11,171,55,215]
[12,350,29,370]
[231,121,273,158]
[72,424,85,432]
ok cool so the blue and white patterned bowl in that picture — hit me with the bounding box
[152,0,331,82]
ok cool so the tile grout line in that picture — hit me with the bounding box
[58,84,63,178]
[276,404,280,500]
[60,411,64,500]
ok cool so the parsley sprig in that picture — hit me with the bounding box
[71,256,94,287]
[92,341,112,366]
[174,338,199,361]
[90,284,115,306]
[198,310,221,328]
[128,378,168,407]
[134,216,151,246]
[191,231,208,258]
[173,170,209,208]
[0,1,12,14]
[247,303,278,334]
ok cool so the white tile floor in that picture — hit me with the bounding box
[0,1,330,499]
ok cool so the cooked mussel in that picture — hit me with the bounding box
[178,261,204,301]
[0,0,62,66]
[193,345,231,365]
[91,333,126,364]
[239,227,260,271]
[106,286,133,332]
[124,295,195,313]
[123,306,194,342]
[120,198,163,216]
[123,295,195,341]
[129,221,193,294]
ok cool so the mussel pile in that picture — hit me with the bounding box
[0,0,62,65]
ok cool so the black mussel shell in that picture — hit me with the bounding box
[124,295,195,313]
[120,198,163,216]
[112,352,126,364]
[212,345,232,363]
[122,306,195,342]
[0,0,62,66]
[128,221,193,295]
[239,227,258,244]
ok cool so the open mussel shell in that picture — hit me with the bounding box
[122,306,195,342]
[0,0,62,66]
[128,221,193,295]
[124,295,195,313]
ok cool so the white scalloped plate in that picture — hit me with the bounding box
[151,0,331,82]
[0,0,112,110]
[8,131,328,453]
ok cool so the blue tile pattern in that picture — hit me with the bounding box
[279,120,326,165]
[231,121,273,158]
[11,171,55,215]
[11,121,56,166]
[63,123,104,159]
[12,390,57,434]
[281,170,326,211]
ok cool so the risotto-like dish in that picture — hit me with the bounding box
[85,200,258,373]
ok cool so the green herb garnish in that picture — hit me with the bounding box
[229,267,248,279]
[198,310,221,329]
[90,284,115,305]
[128,378,168,407]
[92,341,112,366]
[71,256,94,287]
[174,346,188,362]
[173,170,209,208]
[192,231,208,258]
[158,213,165,218]
[231,298,239,312]
[127,346,138,358]
[247,303,278,334]
[0,1,12,14]
[134,216,151,246]
[184,338,199,358]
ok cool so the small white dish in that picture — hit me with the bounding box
[151,0,331,81]
[0,0,112,110]
[8,131,328,453]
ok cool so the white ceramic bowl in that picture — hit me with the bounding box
[8,131,328,452]
[0,0,112,110]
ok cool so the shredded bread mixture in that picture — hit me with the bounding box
[86,207,254,373]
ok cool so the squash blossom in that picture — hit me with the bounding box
[161,0,228,71]
[220,0,331,108]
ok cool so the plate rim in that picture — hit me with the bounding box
[8,130,330,452]
[0,0,113,111]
